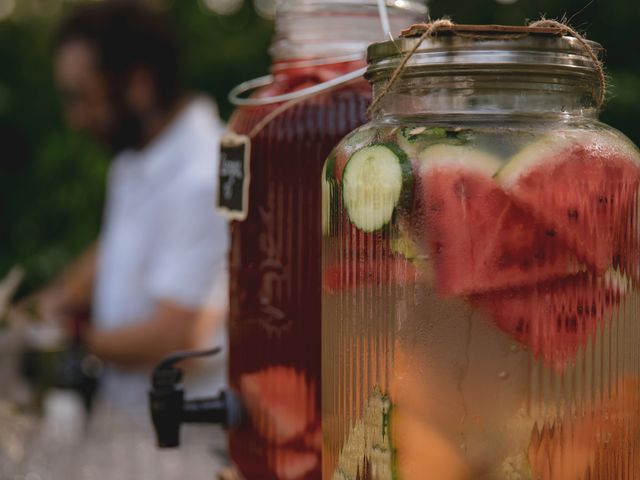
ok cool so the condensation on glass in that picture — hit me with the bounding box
[322,26,640,480]
[225,2,426,480]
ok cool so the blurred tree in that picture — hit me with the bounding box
[1,0,639,294]
[0,0,272,294]
[0,15,108,293]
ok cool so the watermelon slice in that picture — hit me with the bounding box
[323,257,419,294]
[498,132,640,272]
[303,425,322,451]
[257,61,366,99]
[528,376,640,480]
[613,186,640,282]
[473,271,629,368]
[240,366,317,445]
[419,145,580,296]
[273,448,319,480]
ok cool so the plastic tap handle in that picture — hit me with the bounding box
[154,346,222,372]
[151,347,222,390]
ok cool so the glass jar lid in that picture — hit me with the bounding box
[275,0,428,15]
[270,0,428,61]
[366,24,603,82]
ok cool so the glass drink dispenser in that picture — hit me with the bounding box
[322,24,640,480]
[223,3,426,479]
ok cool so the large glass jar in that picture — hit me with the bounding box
[322,26,640,480]
[225,3,426,480]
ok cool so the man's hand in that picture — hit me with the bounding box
[0,267,24,325]
[86,300,224,370]
[8,286,72,328]
[8,244,97,331]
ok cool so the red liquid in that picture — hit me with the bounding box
[227,62,370,480]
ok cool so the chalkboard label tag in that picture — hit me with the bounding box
[217,133,251,221]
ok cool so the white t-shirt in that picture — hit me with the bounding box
[93,97,229,412]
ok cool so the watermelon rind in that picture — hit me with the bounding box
[495,133,576,186]
[418,144,503,175]
[474,268,630,369]
[496,129,640,272]
[604,268,631,296]
[497,129,640,187]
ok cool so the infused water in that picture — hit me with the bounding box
[323,123,640,480]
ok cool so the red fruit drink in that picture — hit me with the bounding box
[228,68,369,480]
[323,26,640,480]
[225,3,426,479]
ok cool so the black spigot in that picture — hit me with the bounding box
[149,347,242,448]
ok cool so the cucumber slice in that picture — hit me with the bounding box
[335,127,379,183]
[390,234,419,261]
[397,126,466,158]
[332,387,393,480]
[343,143,412,233]
[401,126,448,143]
[322,152,339,236]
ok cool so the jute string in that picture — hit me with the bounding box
[367,18,607,115]
[367,18,455,115]
[528,19,606,108]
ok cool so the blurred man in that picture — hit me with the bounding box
[17,1,229,413]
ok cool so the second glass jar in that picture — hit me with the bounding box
[226,2,426,479]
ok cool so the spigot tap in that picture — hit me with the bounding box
[149,347,242,448]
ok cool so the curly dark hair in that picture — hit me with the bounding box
[54,1,181,109]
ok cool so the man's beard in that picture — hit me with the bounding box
[106,107,145,154]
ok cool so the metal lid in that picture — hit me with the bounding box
[366,24,603,80]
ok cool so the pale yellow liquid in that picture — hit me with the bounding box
[323,264,640,479]
[322,124,640,480]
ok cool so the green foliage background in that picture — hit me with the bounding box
[1,0,639,294]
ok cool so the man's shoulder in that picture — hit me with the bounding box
[147,97,225,182]
[176,96,225,145]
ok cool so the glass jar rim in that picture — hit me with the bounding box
[366,25,603,82]
[270,1,427,61]
[275,0,428,15]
